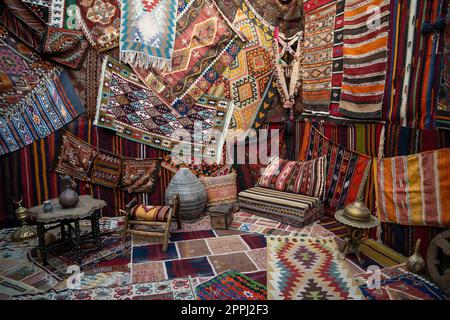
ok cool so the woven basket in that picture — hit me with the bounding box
[164,168,207,220]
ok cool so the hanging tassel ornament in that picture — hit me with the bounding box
[271,27,303,111]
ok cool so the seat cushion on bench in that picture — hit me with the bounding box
[130,205,171,222]
[238,187,324,227]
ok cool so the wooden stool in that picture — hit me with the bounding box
[120,194,181,251]
[209,203,234,230]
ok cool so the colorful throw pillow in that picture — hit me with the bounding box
[299,122,372,213]
[200,172,238,207]
[130,205,171,222]
[257,156,327,199]
[121,159,162,193]
[55,131,98,181]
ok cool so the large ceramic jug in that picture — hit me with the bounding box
[165,168,206,220]
[58,176,79,208]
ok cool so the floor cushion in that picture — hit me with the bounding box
[238,187,324,227]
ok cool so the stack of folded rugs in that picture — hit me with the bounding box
[238,156,326,227]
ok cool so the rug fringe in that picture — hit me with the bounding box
[93,56,109,127]
[120,51,171,70]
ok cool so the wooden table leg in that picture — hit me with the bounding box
[92,210,102,250]
[73,220,82,265]
[36,223,48,266]
[61,222,66,241]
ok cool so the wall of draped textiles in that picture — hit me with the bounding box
[1,115,450,257]
[0,117,172,227]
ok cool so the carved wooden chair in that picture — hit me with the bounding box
[119,194,182,251]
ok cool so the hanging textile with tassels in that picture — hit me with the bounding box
[120,0,179,69]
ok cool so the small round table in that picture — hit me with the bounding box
[335,201,379,264]
[27,195,106,266]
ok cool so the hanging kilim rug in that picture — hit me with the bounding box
[299,122,372,214]
[0,28,85,156]
[13,278,196,300]
[132,0,244,116]
[339,0,389,119]
[437,0,450,130]
[266,236,363,300]
[373,147,450,227]
[20,0,78,29]
[76,0,121,52]
[120,0,178,69]
[206,1,276,137]
[43,27,89,69]
[94,56,234,162]
[302,0,336,114]
[195,270,267,300]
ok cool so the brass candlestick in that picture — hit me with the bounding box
[334,201,379,264]
[11,198,37,242]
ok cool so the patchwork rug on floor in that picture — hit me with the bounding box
[131,227,267,284]
[266,236,363,300]
[13,278,195,300]
[195,270,267,300]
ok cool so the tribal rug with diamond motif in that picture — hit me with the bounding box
[266,236,363,300]
[13,278,195,300]
[205,1,276,137]
[195,270,267,300]
[120,0,178,69]
[94,56,234,161]
[132,0,244,115]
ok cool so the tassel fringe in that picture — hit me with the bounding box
[120,51,171,71]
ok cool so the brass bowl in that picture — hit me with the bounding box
[343,201,371,222]
[335,201,379,229]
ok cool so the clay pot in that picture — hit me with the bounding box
[58,176,79,208]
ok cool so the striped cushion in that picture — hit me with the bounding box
[130,205,171,222]
[238,187,324,227]
[257,156,326,199]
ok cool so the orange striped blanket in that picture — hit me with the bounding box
[374,148,450,227]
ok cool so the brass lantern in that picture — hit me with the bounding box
[11,198,37,242]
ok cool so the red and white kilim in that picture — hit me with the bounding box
[267,236,363,300]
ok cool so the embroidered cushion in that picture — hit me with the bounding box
[130,205,171,222]
[121,159,161,193]
[257,156,327,199]
[200,172,238,207]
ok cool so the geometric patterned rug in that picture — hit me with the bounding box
[230,212,336,238]
[12,278,196,300]
[266,236,364,300]
[194,270,267,300]
[354,266,448,300]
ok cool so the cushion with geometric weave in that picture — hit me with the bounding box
[257,156,327,199]
[130,205,171,222]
